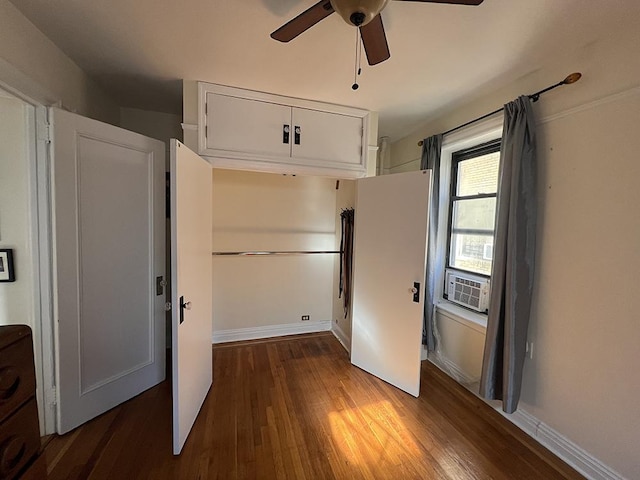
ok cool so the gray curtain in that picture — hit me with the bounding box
[479,96,537,414]
[420,134,443,351]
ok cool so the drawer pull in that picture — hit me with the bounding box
[0,367,20,401]
[0,435,26,476]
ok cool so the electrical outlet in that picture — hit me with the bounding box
[301,315,310,321]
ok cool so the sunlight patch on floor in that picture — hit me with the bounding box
[328,399,421,469]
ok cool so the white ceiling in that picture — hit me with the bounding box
[9,0,640,140]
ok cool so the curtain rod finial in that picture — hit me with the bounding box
[418,140,424,147]
[563,72,582,84]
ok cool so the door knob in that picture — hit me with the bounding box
[179,296,192,324]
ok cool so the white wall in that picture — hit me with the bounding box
[389,17,640,480]
[211,169,336,335]
[0,0,119,123]
[120,107,182,154]
[0,94,33,328]
[433,310,485,388]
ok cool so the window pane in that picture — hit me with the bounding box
[452,197,496,231]
[449,233,494,276]
[456,151,500,196]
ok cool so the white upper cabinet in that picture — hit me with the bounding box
[291,107,364,168]
[198,83,370,178]
[205,93,292,159]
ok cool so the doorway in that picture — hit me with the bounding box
[0,87,55,434]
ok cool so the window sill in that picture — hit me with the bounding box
[435,301,487,333]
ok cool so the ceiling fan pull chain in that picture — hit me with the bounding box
[352,28,363,90]
[358,27,363,76]
[352,28,360,90]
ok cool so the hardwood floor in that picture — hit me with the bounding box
[43,332,584,479]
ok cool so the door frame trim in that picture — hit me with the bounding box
[0,72,57,435]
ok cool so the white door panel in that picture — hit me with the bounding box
[52,108,165,434]
[351,170,431,397]
[171,140,213,454]
[291,108,363,166]
[206,93,291,158]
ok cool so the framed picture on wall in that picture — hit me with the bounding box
[0,249,15,282]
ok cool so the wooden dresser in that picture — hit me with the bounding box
[0,325,44,480]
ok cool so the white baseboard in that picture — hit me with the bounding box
[212,320,331,344]
[428,352,479,386]
[331,323,351,354]
[503,409,627,480]
[420,346,428,361]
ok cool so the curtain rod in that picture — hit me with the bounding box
[212,250,341,256]
[417,72,582,147]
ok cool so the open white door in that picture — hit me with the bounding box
[170,140,213,454]
[351,170,431,397]
[52,108,166,434]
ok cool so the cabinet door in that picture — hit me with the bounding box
[291,108,364,169]
[205,92,292,158]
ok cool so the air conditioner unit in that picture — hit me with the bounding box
[445,269,490,313]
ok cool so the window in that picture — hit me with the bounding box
[433,117,503,319]
[446,139,501,278]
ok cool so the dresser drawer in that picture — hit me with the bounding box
[0,398,40,480]
[0,326,36,423]
[18,450,46,480]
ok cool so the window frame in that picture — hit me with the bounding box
[430,115,503,324]
[445,138,501,280]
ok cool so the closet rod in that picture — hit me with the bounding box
[212,250,341,256]
[417,72,582,146]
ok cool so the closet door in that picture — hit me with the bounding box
[351,170,431,397]
[204,92,292,159]
[170,140,213,454]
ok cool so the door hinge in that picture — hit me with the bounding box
[50,387,58,406]
[38,122,52,143]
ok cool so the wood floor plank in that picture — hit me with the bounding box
[43,332,585,480]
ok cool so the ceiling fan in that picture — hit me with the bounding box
[271,0,484,66]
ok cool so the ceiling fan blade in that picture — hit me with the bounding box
[271,1,335,42]
[395,0,484,5]
[359,14,390,66]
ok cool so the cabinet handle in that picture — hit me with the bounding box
[283,124,290,144]
[294,126,301,145]
[0,367,20,400]
[0,435,27,472]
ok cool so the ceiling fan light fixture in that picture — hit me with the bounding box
[329,0,389,26]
